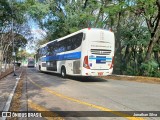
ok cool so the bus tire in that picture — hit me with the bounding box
[61,66,66,78]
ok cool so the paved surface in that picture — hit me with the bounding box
[0,67,160,120]
[0,68,22,111]
[25,68,160,120]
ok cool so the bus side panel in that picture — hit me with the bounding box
[38,56,47,71]
[73,60,81,74]
[40,62,47,71]
[66,60,81,75]
[57,59,81,75]
[81,31,89,76]
[57,61,65,74]
[56,45,82,76]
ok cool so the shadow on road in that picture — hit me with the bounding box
[39,71,108,82]
[27,67,108,83]
[42,72,107,83]
[67,76,108,82]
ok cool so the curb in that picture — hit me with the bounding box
[102,74,160,84]
[109,74,135,77]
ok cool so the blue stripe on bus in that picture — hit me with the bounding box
[41,51,81,62]
[89,57,112,61]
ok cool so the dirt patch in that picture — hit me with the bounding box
[101,75,160,84]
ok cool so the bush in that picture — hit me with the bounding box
[140,60,159,77]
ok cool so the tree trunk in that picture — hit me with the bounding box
[145,21,160,61]
[144,0,160,61]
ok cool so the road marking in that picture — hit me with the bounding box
[28,77,145,120]
[28,100,64,120]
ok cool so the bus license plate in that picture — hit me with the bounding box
[98,72,103,76]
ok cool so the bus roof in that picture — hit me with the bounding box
[39,28,112,48]
[58,28,113,41]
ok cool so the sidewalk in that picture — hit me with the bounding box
[0,67,13,80]
[0,68,22,112]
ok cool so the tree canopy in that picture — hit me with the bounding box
[0,0,32,72]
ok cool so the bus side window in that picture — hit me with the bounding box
[66,38,72,51]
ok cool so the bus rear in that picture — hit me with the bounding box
[27,58,35,67]
[82,28,115,76]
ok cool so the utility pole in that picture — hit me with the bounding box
[11,0,16,76]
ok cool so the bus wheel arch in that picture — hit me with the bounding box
[61,66,66,78]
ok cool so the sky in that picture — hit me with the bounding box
[26,19,46,54]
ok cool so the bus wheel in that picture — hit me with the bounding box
[61,66,66,78]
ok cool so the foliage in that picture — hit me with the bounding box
[140,59,160,77]
[0,0,32,72]
[16,49,34,62]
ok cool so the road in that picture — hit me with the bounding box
[24,67,160,120]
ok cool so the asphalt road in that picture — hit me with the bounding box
[25,67,160,120]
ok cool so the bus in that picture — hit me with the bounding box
[35,28,115,77]
[27,58,35,67]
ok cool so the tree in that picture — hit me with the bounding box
[0,0,32,73]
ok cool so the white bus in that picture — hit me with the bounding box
[35,28,115,77]
[27,58,35,67]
